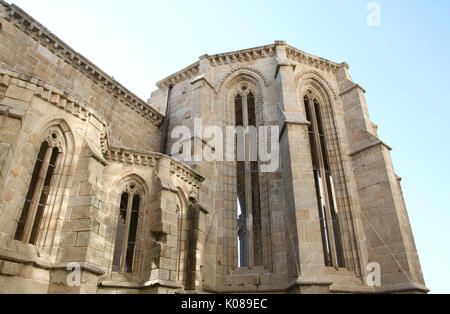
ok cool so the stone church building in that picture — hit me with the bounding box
[0,2,427,294]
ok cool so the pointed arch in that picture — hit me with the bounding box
[215,66,269,95]
[215,68,272,272]
[110,173,148,275]
[14,119,75,247]
[297,74,364,275]
[295,70,339,102]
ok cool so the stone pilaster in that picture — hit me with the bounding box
[336,65,427,292]
[184,199,208,291]
[147,158,181,289]
[57,140,105,293]
[274,41,330,289]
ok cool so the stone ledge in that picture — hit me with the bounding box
[143,279,181,289]
[373,282,429,294]
[274,59,296,79]
[339,83,367,96]
[99,281,142,289]
[329,284,374,294]
[349,140,392,157]
[0,247,105,276]
[0,102,25,119]
[279,112,310,141]
[203,284,293,294]
[330,282,429,294]
[296,277,333,287]
[99,279,181,290]
[330,281,429,294]
[190,74,214,90]
[53,262,105,276]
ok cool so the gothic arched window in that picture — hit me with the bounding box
[304,94,344,268]
[112,182,142,273]
[15,128,63,244]
[235,87,263,268]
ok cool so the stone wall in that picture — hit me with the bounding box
[150,41,427,294]
[0,3,163,152]
[0,0,427,294]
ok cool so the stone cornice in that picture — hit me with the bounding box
[156,62,200,89]
[0,0,8,10]
[0,67,104,124]
[2,3,163,127]
[155,42,343,92]
[169,160,205,190]
[105,146,159,167]
[286,45,341,73]
[0,247,105,276]
[156,44,276,89]
[207,43,276,67]
[105,146,205,190]
[98,279,182,290]
[0,67,203,191]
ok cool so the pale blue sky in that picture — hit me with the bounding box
[9,0,450,293]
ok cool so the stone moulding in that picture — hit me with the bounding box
[295,70,339,101]
[286,45,340,73]
[349,140,392,157]
[0,67,102,124]
[214,66,270,95]
[339,83,367,97]
[99,279,181,290]
[105,146,159,168]
[0,247,105,276]
[155,41,345,95]
[1,3,163,127]
[0,67,204,192]
[169,160,204,189]
[207,44,276,67]
[105,146,205,191]
[156,62,200,89]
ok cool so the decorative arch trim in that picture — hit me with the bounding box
[215,66,269,95]
[31,118,76,168]
[112,173,150,197]
[295,70,339,101]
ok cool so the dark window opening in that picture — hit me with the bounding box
[247,93,262,266]
[304,96,344,268]
[235,94,247,268]
[15,142,48,241]
[29,147,59,245]
[112,192,128,272]
[112,190,141,274]
[235,92,263,268]
[15,142,59,244]
[125,195,140,273]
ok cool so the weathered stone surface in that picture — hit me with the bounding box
[0,1,426,295]
[0,261,20,276]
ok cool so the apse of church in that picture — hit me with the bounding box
[0,1,427,294]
